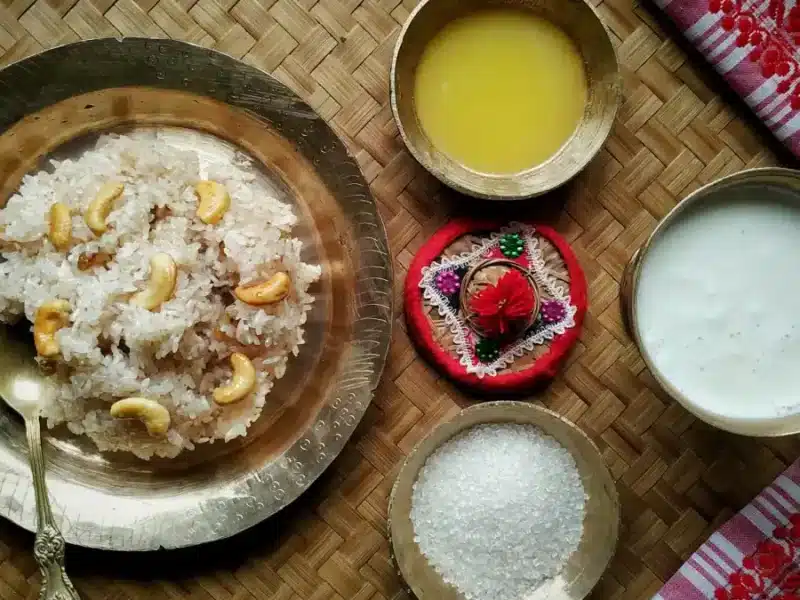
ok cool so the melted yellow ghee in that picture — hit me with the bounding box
[413,9,588,174]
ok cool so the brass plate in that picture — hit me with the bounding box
[622,167,800,437]
[389,401,619,600]
[390,0,622,200]
[0,38,392,550]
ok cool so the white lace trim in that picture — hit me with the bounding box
[419,222,577,378]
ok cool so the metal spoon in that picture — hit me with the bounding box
[0,325,80,600]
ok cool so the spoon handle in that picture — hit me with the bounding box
[25,417,80,600]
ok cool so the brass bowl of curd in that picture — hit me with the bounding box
[391,0,621,200]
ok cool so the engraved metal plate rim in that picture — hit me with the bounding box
[0,38,393,550]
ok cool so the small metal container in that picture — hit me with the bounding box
[389,401,619,600]
[390,0,622,200]
[622,167,800,437]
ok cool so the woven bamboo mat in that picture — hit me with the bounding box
[0,0,797,598]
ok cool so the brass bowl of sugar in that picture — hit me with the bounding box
[621,167,800,437]
[389,401,619,600]
[390,0,622,200]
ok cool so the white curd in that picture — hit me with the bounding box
[635,185,800,422]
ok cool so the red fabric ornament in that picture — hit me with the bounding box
[404,219,587,393]
[468,270,536,337]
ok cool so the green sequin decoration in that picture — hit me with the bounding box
[499,233,524,258]
[476,338,500,363]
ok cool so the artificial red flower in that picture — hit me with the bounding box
[468,270,536,337]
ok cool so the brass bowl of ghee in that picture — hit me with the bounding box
[391,0,621,200]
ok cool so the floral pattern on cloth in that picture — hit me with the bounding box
[715,527,800,600]
[655,459,800,600]
[418,223,577,378]
[656,0,800,158]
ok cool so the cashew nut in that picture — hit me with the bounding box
[33,300,71,358]
[213,353,257,405]
[85,182,124,235]
[48,202,72,251]
[194,180,231,225]
[233,272,291,306]
[130,253,177,311]
[109,397,171,436]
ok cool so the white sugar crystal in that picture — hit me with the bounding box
[410,423,586,600]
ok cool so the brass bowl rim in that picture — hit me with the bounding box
[388,400,621,599]
[624,166,800,437]
[389,0,622,201]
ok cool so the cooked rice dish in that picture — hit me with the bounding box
[0,132,321,459]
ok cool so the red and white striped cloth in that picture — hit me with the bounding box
[656,0,800,157]
[654,459,800,599]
